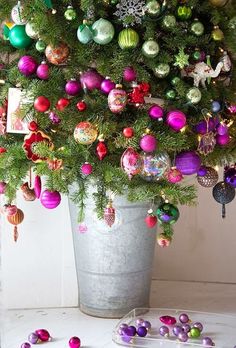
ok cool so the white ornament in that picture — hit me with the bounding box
[25,22,39,39]
[114,0,145,26]
[220,51,232,72]
[11,4,27,25]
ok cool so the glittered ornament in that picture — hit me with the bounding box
[36,61,49,80]
[140,134,157,153]
[177,6,192,20]
[145,212,157,228]
[175,151,201,175]
[35,40,46,52]
[7,208,24,242]
[74,122,98,145]
[34,175,42,198]
[121,147,142,179]
[162,15,176,29]
[186,87,201,104]
[118,28,139,49]
[123,127,134,138]
[80,70,104,90]
[148,105,164,120]
[64,6,77,21]
[142,39,159,58]
[157,233,172,247]
[108,85,127,113]
[114,0,145,25]
[197,167,219,187]
[123,67,137,82]
[104,200,116,227]
[101,77,116,94]
[146,0,161,17]
[167,167,183,183]
[198,131,216,155]
[81,162,93,175]
[191,20,204,36]
[211,26,224,41]
[45,42,69,65]
[156,203,179,224]
[40,190,61,209]
[34,96,50,112]
[96,140,108,160]
[49,111,61,124]
[11,4,26,25]
[9,25,33,49]
[213,181,235,204]
[56,98,70,111]
[166,108,186,130]
[21,182,36,201]
[77,20,93,44]
[92,18,115,45]
[209,0,228,6]
[154,63,170,78]
[140,151,170,181]
[18,56,38,76]
[25,22,39,39]
[35,329,50,342]
[23,130,54,162]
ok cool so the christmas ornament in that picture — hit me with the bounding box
[35,39,46,52]
[217,122,228,136]
[56,98,70,111]
[157,233,172,247]
[34,96,50,112]
[160,316,177,325]
[195,119,216,135]
[65,79,81,96]
[11,3,26,25]
[40,190,61,209]
[92,18,115,45]
[186,87,201,104]
[123,127,134,138]
[34,175,42,198]
[0,147,7,154]
[49,111,61,124]
[156,203,179,224]
[0,181,6,194]
[96,139,108,160]
[225,167,236,188]
[202,337,215,346]
[81,162,93,175]
[174,48,189,69]
[154,63,170,78]
[197,167,219,187]
[45,42,69,65]
[118,28,139,49]
[211,26,224,41]
[18,55,38,76]
[191,20,204,36]
[221,51,232,73]
[178,332,189,342]
[140,151,170,181]
[47,158,63,170]
[166,110,186,131]
[101,77,116,94]
[21,182,36,201]
[140,134,157,153]
[166,90,176,100]
[35,329,50,342]
[198,166,208,176]
[162,15,176,29]
[198,132,216,155]
[21,343,31,348]
[177,6,192,20]
[69,336,81,348]
[212,101,221,113]
[216,133,230,146]
[80,70,103,90]
[166,168,183,183]
[226,104,236,114]
[209,0,228,7]
[213,182,235,204]
[128,82,150,104]
[74,122,98,145]
[77,20,93,44]
[64,6,77,21]
[228,16,236,30]
[159,325,170,336]
[114,0,145,26]
[76,100,87,111]
[3,204,17,216]
[142,39,159,58]
[192,50,201,61]
[25,22,39,39]
[137,327,147,337]
[28,121,38,131]
[23,130,54,162]
[108,84,127,113]
[9,25,33,49]
[7,208,24,242]
[148,105,164,120]
[175,151,201,175]
[145,0,161,17]
[104,200,116,227]
[28,332,40,344]
[36,61,49,80]
[145,211,157,228]
[121,147,142,179]
[123,67,137,82]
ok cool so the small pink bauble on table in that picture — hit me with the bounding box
[123,66,137,82]
[166,110,186,132]
[18,55,38,76]
[100,77,115,94]
[35,329,50,342]
[80,69,104,90]
[69,336,81,348]
[148,105,164,121]
[81,162,93,175]
[40,190,61,209]
[139,134,157,153]
[175,151,201,175]
[0,181,7,194]
[34,175,42,198]
[36,61,49,80]
[65,79,81,96]
[216,133,230,146]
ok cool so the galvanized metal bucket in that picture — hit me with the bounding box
[69,188,157,318]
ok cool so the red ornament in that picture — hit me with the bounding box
[34,96,50,113]
[35,329,50,342]
[76,100,87,112]
[145,212,157,228]
[96,140,107,160]
[56,98,70,111]
[123,127,134,138]
[128,82,150,105]
[28,121,38,132]
[0,147,7,154]
[104,200,115,227]
[23,130,54,162]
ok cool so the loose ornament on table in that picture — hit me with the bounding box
[69,336,81,348]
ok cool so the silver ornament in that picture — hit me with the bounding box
[114,0,145,26]
[186,87,201,104]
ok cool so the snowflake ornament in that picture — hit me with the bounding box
[114,0,145,26]
[174,48,190,69]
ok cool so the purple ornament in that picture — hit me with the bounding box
[178,331,188,342]
[179,313,189,323]
[21,343,31,348]
[36,62,49,80]
[40,190,61,209]
[65,79,81,96]
[137,326,147,337]
[121,326,135,342]
[182,323,191,333]
[202,337,215,346]
[123,67,137,82]
[28,332,39,344]
[175,151,201,175]
[49,111,61,124]
[81,162,93,175]
[197,166,207,177]
[227,104,236,114]
[173,325,183,336]
[216,133,230,146]
[193,322,203,332]
[148,105,164,120]
[159,326,169,337]
[217,123,228,136]
[136,318,144,326]
[166,110,186,132]
[80,70,103,90]
[194,119,216,135]
[118,323,128,335]
[225,167,236,188]
[100,77,115,94]
[128,326,136,336]
[140,134,157,153]
[18,56,38,76]
[142,320,151,330]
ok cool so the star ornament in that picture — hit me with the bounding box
[174,48,190,69]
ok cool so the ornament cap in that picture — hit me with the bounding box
[115,84,123,89]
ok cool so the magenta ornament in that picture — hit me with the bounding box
[121,147,143,179]
[0,181,7,194]
[80,69,103,90]
[18,55,38,76]
[35,329,50,342]
[100,77,116,94]
[160,315,177,325]
[36,62,49,80]
[49,111,61,124]
[166,110,186,131]
[140,134,157,153]
[179,313,189,323]
[167,168,183,183]
[217,122,228,135]
[34,175,42,199]
[194,119,216,135]
[178,331,188,342]
[108,85,127,113]
[197,166,207,176]
[40,190,61,209]
[123,66,137,82]
[175,151,201,175]
[65,79,81,96]
[227,104,236,114]
[148,105,164,120]
[202,337,215,346]
[159,325,169,337]
[81,162,93,175]
[216,133,230,146]
[21,343,31,348]
[68,336,81,348]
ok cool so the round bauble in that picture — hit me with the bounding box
[145,214,157,228]
[108,85,127,113]
[74,121,98,145]
[212,182,235,204]
[148,105,164,120]
[35,40,46,52]
[80,70,103,90]
[157,233,172,247]
[197,167,219,187]
[28,333,39,344]
[146,0,161,17]
[225,167,236,188]
[186,87,201,104]
[100,77,116,94]
[65,79,81,96]
[194,118,216,135]
[123,127,134,138]
[166,110,186,132]
[175,151,201,175]
[154,63,170,78]
[77,22,93,44]
[45,42,69,65]
[21,342,31,348]
[40,190,61,209]
[156,203,179,224]
[28,121,38,132]
[209,0,228,6]
[191,20,204,36]
[81,162,93,175]
[228,17,236,30]
[76,100,87,112]
[92,18,115,45]
[34,96,50,113]
[25,22,39,39]
[192,50,201,61]
[11,4,26,25]
[118,28,139,50]
[56,98,70,111]
[35,329,50,342]
[3,204,17,216]
[36,62,49,80]
[140,151,171,181]
[216,122,228,136]
[121,147,143,179]
[140,134,157,153]
[211,26,224,41]
[18,56,38,76]
[166,90,176,100]
[197,166,208,177]
[171,76,181,86]
[162,15,176,29]
[7,208,24,226]
[64,6,77,21]
[142,39,159,58]
[212,100,221,113]
[177,6,192,20]
[69,336,81,348]
[167,168,183,183]
[9,25,33,49]
[123,67,137,82]
[216,133,230,146]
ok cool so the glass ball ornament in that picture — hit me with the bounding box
[77,21,93,44]
[171,76,181,86]
[65,79,81,96]
[228,16,236,30]
[11,4,26,25]
[189,327,201,338]
[101,77,116,94]
[34,96,50,112]
[212,181,235,204]
[28,332,40,344]
[123,67,137,82]
[159,325,169,337]
[80,69,104,90]
[225,167,236,188]
[191,20,204,36]
[186,87,202,104]
[192,50,202,61]
[156,203,180,224]
[162,15,176,29]
[217,122,228,136]
[35,329,50,342]
[167,167,183,183]
[9,25,33,49]
[21,343,31,348]
[145,0,161,17]
[123,127,134,138]
[212,100,221,113]
[118,28,139,50]
[45,42,69,65]
[121,147,143,179]
[140,151,171,182]
[154,63,170,78]
[25,22,39,39]
[35,40,46,52]
[64,6,77,21]
[177,6,192,20]
[197,167,219,188]
[74,121,98,145]
[139,134,157,152]
[40,190,61,209]
[137,326,147,337]
[36,61,49,80]
[178,332,189,342]
[142,39,159,58]
[209,0,228,6]
[216,133,230,146]
[211,26,224,41]
[108,85,127,113]
[92,18,115,45]
[202,337,215,346]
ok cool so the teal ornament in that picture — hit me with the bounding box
[191,20,204,36]
[92,18,114,45]
[162,15,176,29]
[166,89,176,100]
[44,0,53,8]
[156,203,180,224]
[77,21,93,44]
[146,0,161,17]
[25,22,39,39]
[36,40,46,52]
[9,25,33,49]
[154,63,170,78]
[64,6,77,21]
[142,39,159,58]
[186,87,202,104]
[171,76,181,86]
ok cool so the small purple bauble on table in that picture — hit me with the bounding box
[173,325,183,336]
[40,190,61,209]
[21,343,31,348]
[193,322,203,332]
[123,66,137,82]
[140,134,157,153]
[49,111,61,124]
[121,327,135,343]
[28,332,39,344]
[137,326,147,337]
[136,318,144,326]
[18,55,38,76]
[216,133,230,146]
[36,61,49,80]
[100,77,115,94]
[175,151,201,175]
[159,325,169,337]
[225,167,236,188]
[118,323,128,335]
[178,331,189,342]
[142,320,151,330]
[65,79,81,96]
[179,313,190,323]
[80,69,104,90]
[202,337,215,346]
[148,105,164,120]
[166,110,186,132]
[182,323,191,333]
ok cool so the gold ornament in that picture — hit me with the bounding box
[209,0,228,7]
[211,26,224,41]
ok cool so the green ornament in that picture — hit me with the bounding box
[166,89,176,100]
[64,6,77,21]
[162,15,176,29]
[154,63,170,78]
[174,48,189,69]
[35,40,46,52]
[142,39,159,58]
[186,87,202,104]
[9,25,33,49]
[191,20,204,36]
[92,18,115,45]
[171,76,181,86]
[118,28,139,50]
[156,203,179,225]
[77,21,93,44]
[192,50,201,61]
[177,6,192,20]
[146,0,161,17]
[228,16,236,30]
[189,327,201,338]
[211,26,224,41]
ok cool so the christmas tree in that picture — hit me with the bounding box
[0,0,236,245]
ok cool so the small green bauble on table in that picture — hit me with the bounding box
[191,19,204,36]
[142,39,159,58]
[162,15,176,29]
[64,6,77,21]
[118,28,139,49]
[166,89,176,100]
[154,63,170,78]
[145,0,161,17]
[177,5,192,20]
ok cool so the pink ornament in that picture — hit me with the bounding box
[49,111,61,124]
[157,234,172,247]
[80,69,103,90]
[100,77,116,94]
[123,67,137,82]
[65,79,81,96]
[108,85,127,113]
[166,110,186,132]
[34,175,42,198]
[121,147,143,179]
[217,123,228,136]
[69,336,81,348]
[227,104,236,114]
[148,105,164,120]
[36,62,49,80]
[160,315,176,325]
[167,168,183,183]
[3,204,17,216]
[81,162,93,175]
[40,190,61,209]
[35,329,50,342]
[216,134,230,146]
[139,134,157,153]
[104,201,116,227]
[18,55,38,76]
[0,181,7,194]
